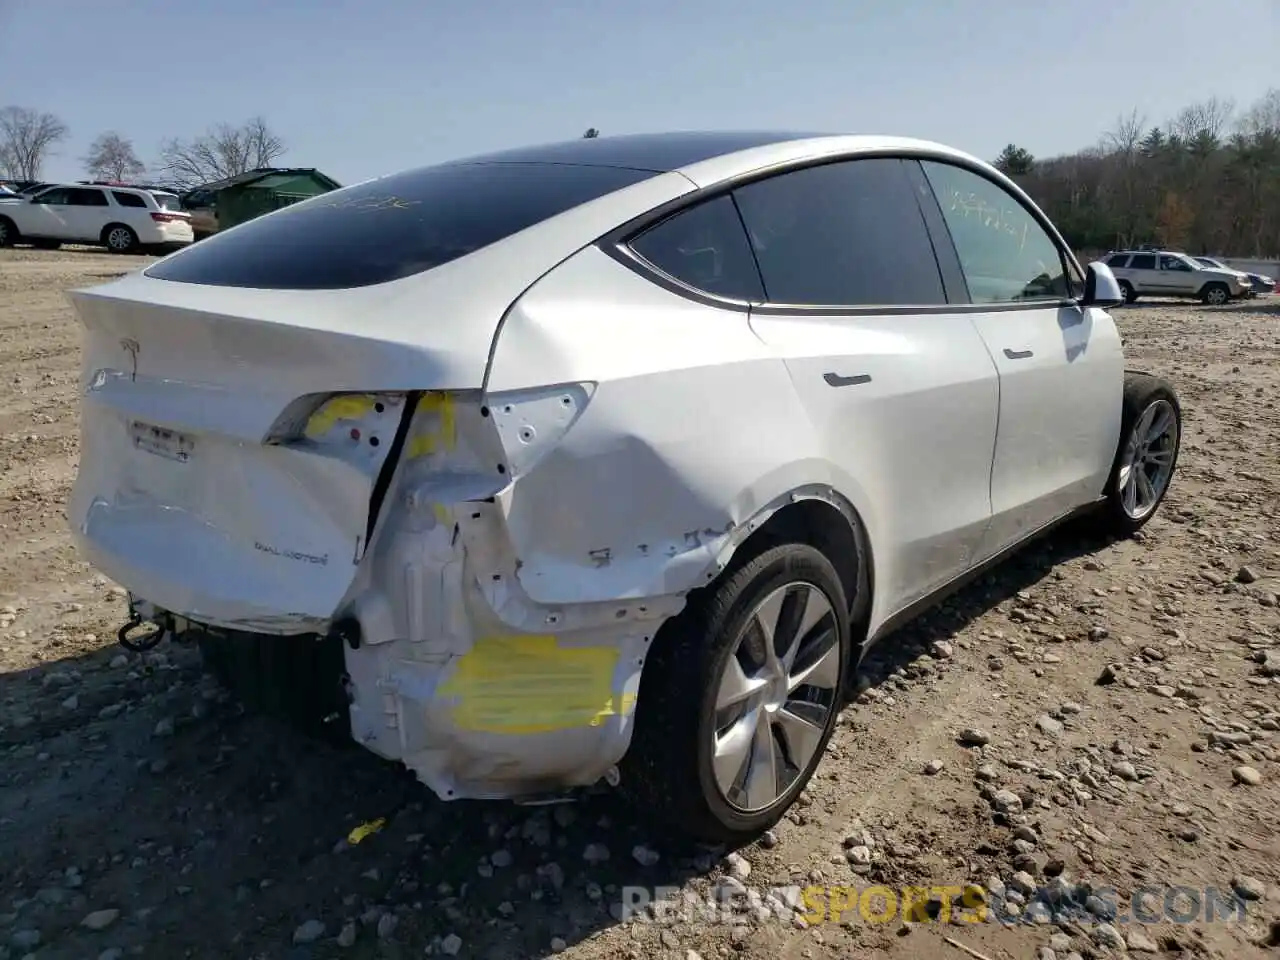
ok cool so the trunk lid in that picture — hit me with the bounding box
[68,272,495,634]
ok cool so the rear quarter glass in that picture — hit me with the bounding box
[143,162,658,290]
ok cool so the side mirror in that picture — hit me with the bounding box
[1080,261,1124,308]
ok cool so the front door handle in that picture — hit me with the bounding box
[1003,348,1033,360]
[823,372,872,388]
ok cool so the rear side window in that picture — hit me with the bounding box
[732,158,946,307]
[145,162,657,289]
[1106,254,1129,268]
[628,194,764,302]
[112,191,147,208]
[920,160,1071,304]
[1130,254,1156,270]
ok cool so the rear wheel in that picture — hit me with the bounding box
[0,217,17,247]
[622,543,850,844]
[1200,282,1229,306]
[1097,372,1181,536]
[1118,280,1137,304]
[103,223,138,254]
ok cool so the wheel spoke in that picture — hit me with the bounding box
[741,710,780,809]
[1146,449,1174,465]
[1147,405,1174,442]
[1121,464,1139,515]
[1137,468,1156,506]
[752,589,787,674]
[774,703,828,769]
[788,629,841,693]
[716,655,768,711]
[1134,403,1157,440]
[713,708,760,795]
[781,586,832,674]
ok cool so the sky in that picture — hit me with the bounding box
[1,0,1277,186]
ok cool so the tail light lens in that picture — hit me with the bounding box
[150,212,188,223]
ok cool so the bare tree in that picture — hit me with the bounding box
[157,116,285,189]
[1102,109,1146,156]
[83,132,146,182]
[582,127,600,139]
[1237,87,1280,137]
[0,106,69,180]
[1170,97,1234,142]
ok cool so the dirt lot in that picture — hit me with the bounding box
[0,247,1277,960]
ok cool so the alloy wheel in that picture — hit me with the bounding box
[1118,399,1178,520]
[711,581,841,813]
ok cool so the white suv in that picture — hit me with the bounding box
[68,133,1181,843]
[1101,248,1251,305]
[0,184,193,253]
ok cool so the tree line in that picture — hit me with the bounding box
[995,88,1280,259]
[0,107,286,191]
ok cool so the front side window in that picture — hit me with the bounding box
[628,194,764,302]
[732,158,946,307]
[1130,253,1156,270]
[32,188,70,205]
[920,160,1072,304]
[68,188,109,207]
[1160,254,1191,272]
[145,162,657,290]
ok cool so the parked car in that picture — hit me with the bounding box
[1100,249,1251,305]
[68,132,1181,843]
[0,184,193,252]
[179,188,218,239]
[1192,256,1275,296]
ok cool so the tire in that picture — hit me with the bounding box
[0,216,17,247]
[1097,372,1181,536]
[622,543,851,845]
[103,223,139,254]
[1117,280,1137,304]
[1200,282,1229,306]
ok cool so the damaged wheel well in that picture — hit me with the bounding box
[722,498,872,645]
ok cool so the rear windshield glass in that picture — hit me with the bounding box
[144,162,656,289]
[153,193,182,211]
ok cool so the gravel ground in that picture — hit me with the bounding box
[1,247,1278,960]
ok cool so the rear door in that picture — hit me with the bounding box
[1126,252,1159,292]
[916,159,1123,558]
[729,157,1000,618]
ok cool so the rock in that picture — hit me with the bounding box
[109,654,129,669]
[293,920,325,944]
[1009,871,1037,895]
[61,694,79,710]
[958,727,991,746]
[976,763,999,781]
[992,789,1024,813]
[1111,761,1138,781]
[10,929,41,950]
[846,845,873,869]
[153,717,174,737]
[1048,933,1072,951]
[1232,765,1262,786]
[1236,565,1259,584]
[81,909,120,931]
[1127,929,1160,952]
[1092,922,1125,949]
[931,640,954,659]
[725,852,751,880]
[1096,664,1120,685]
[631,844,660,867]
[582,843,610,864]
[98,949,124,960]
[923,759,944,775]
[337,921,357,947]
[1035,714,1064,737]
[376,912,398,939]
[1233,875,1266,901]
[550,937,568,953]
[759,830,779,849]
[490,849,513,868]
[441,933,463,955]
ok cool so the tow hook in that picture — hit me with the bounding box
[117,612,168,653]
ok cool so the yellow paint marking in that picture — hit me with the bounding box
[304,394,376,438]
[431,503,451,525]
[405,392,457,459]
[437,635,631,735]
[347,817,386,845]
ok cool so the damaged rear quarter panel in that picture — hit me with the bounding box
[485,243,875,606]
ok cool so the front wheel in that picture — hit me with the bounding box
[0,217,17,247]
[1118,280,1137,304]
[622,543,851,844]
[1200,282,1229,306]
[1098,372,1181,536]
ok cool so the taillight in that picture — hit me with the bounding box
[150,212,186,223]
[264,392,409,470]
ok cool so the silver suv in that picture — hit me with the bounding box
[1101,248,1251,305]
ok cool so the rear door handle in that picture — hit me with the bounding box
[823,372,872,387]
[1003,348,1033,360]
